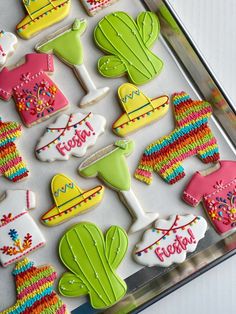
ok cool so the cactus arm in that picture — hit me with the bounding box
[137,12,160,48]
[98,55,127,78]
[105,226,128,270]
[59,272,88,297]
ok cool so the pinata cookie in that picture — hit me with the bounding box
[2,259,68,313]
[0,190,45,267]
[0,118,29,182]
[94,11,163,85]
[16,0,71,39]
[134,214,207,267]
[36,112,106,162]
[0,31,17,67]
[36,19,109,107]
[41,174,104,226]
[81,0,119,16]
[0,53,68,127]
[135,92,220,185]
[59,222,128,309]
[113,83,169,137]
[183,160,236,234]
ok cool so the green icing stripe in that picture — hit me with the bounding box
[17,269,53,293]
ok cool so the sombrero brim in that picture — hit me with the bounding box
[41,185,104,226]
[16,0,70,39]
[113,96,169,137]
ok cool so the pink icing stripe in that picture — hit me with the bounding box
[183,191,199,206]
[2,242,45,266]
[18,272,57,299]
[0,212,27,228]
[136,169,152,178]
[0,127,21,139]
[177,108,212,127]
[0,156,24,172]
[158,138,218,175]
[26,190,30,209]
[90,0,112,11]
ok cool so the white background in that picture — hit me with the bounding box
[142,0,236,313]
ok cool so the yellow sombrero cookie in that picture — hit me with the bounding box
[16,0,71,39]
[112,83,169,137]
[41,174,104,226]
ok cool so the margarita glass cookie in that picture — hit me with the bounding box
[94,11,163,85]
[135,92,220,185]
[183,160,236,234]
[0,53,68,127]
[36,111,106,161]
[0,118,29,182]
[80,0,119,16]
[113,83,169,137]
[134,214,207,267]
[58,222,128,309]
[78,140,159,233]
[1,259,68,314]
[0,190,45,267]
[36,19,110,107]
[41,174,104,226]
[16,0,71,39]
[0,31,17,67]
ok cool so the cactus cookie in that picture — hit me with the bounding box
[59,222,128,309]
[94,11,163,85]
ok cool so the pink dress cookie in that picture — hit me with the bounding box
[183,160,236,234]
[0,190,46,267]
[0,53,68,127]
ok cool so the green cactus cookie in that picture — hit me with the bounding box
[94,11,163,85]
[59,222,128,309]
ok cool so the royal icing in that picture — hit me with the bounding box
[80,0,119,16]
[41,174,105,226]
[113,83,169,137]
[0,53,68,127]
[59,222,128,309]
[0,190,45,267]
[2,259,68,313]
[0,31,17,67]
[0,118,29,182]
[94,11,163,85]
[135,92,220,185]
[183,160,236,234]
[134,214,207,267]
[36,19,109,107]
[16,0,71,39]
[36,112,106,162]
[78,140,159,233]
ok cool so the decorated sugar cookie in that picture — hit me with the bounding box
[16,0,71,39]
[0,53,68,127]
[2,259,68,313]
[59,222,128,309]
[80,0,119,16]
[0,118,29,182]
[135,92,220,185]
[36,112,106,162]
[134,214,207,267]
[113,83,169,137]
[183,160,236,234]
[78,140,159,233]
[0,190,45,267]
[0,31,17,67]
[36,19,109,107]
[41,174,104,226]
[94,11,163,85]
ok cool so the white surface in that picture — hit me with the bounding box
[0,0,235,313]
[142,1,236,313]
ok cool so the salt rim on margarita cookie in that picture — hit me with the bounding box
[0,30,17,67]
[41,174,104,226]
[35,111,106,162]
[16,0,71,39]
[36,18,109,107]
[113,83,169,137]
[134,214,207,267]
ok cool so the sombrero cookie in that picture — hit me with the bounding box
[41,174,104,226]
[16,0,71,39]
[112,83,169,137]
